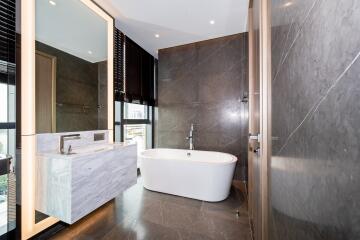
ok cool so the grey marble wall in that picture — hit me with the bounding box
[157,34,249,180]
[98,61,108,130]
[270,1,360,239]
[36,42,105,133]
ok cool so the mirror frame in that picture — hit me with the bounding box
[21,1,114,239]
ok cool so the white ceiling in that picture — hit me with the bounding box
[36,0,108,63]
[94,0,249,58]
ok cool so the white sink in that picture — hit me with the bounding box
[69,143,124,155]
[39,142,129,158]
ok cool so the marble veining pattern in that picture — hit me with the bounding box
[35,138,137,224]
[36,130,110,153]
[70,144,137,223]
[270,0,360,239]
[157,33,249,181]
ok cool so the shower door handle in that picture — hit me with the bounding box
[249,133,260,142]
[253,146,260,154]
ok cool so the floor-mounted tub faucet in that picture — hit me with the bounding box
[186,123,195,150]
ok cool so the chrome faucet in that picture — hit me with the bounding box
[60,134,81,154]
[186,123,195,150]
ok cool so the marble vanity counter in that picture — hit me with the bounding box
[37,142,133,158]
[35,134,137,224]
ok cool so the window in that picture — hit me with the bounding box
[0,0,17,234]
[113,29,157,168]
[0,83,16,157]
[123,124,147,153]
[115,102,154,167]
[124,103,148,119]
[0,83,16,236]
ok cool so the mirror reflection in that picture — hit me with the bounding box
[34,0,109,223]
[35,0,108,134]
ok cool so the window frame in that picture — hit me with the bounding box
[0,83,16,156]
[122,102,151,124]
[114,101,154,148]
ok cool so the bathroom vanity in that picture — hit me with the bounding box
[35,131,137,224]
[19,0,119,236]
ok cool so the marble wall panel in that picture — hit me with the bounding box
[157,33,249,181]
[270,0,360,239]
[36,42,105,133]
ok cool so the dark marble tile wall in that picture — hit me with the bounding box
[157,33,249,180]
[98,61,108,130]
[270,0,360,239]
[36,42,104,132]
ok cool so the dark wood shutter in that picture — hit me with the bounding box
[141,50,154,105]
[125,36,142,102]
[113,28,156,105]
[114,27,125,101]
[0,0,16,85]
[124,37,155,105]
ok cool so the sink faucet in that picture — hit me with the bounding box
[67,145,73,155]
[60,134,81,154]
[186,123,195,150]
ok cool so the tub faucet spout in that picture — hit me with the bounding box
[186,123,195,150]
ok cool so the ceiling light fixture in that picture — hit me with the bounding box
[49,0,56,6]
[88,50,93,55]
[283,2,293,7]
[155,34,160,38]
[209,20,215,25]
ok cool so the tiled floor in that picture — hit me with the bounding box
[50,177,251,240]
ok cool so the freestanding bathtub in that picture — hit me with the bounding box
[139,148,238,202]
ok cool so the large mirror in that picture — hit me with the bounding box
[21,0,113,238]
[34,0,110,224]
[34,0,110,223]
[35,0,109,133]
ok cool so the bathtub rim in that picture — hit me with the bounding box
[139,148,238,165]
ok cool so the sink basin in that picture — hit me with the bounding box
[39,142,130,158]
[70,144,118,155]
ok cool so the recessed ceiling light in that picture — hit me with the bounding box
[283,2,293,7]
[88,50,93,55]
[155,34,160,38]
[209,20,215,25]
[49,0,56,6]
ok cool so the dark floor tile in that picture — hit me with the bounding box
[177,229,216,240]
[128,219,182,240]
[191,211,251,240]
[49,178,251,240]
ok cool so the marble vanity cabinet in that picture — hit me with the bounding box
[35,131,137,224]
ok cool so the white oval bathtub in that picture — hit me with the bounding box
[139,148,237,202]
